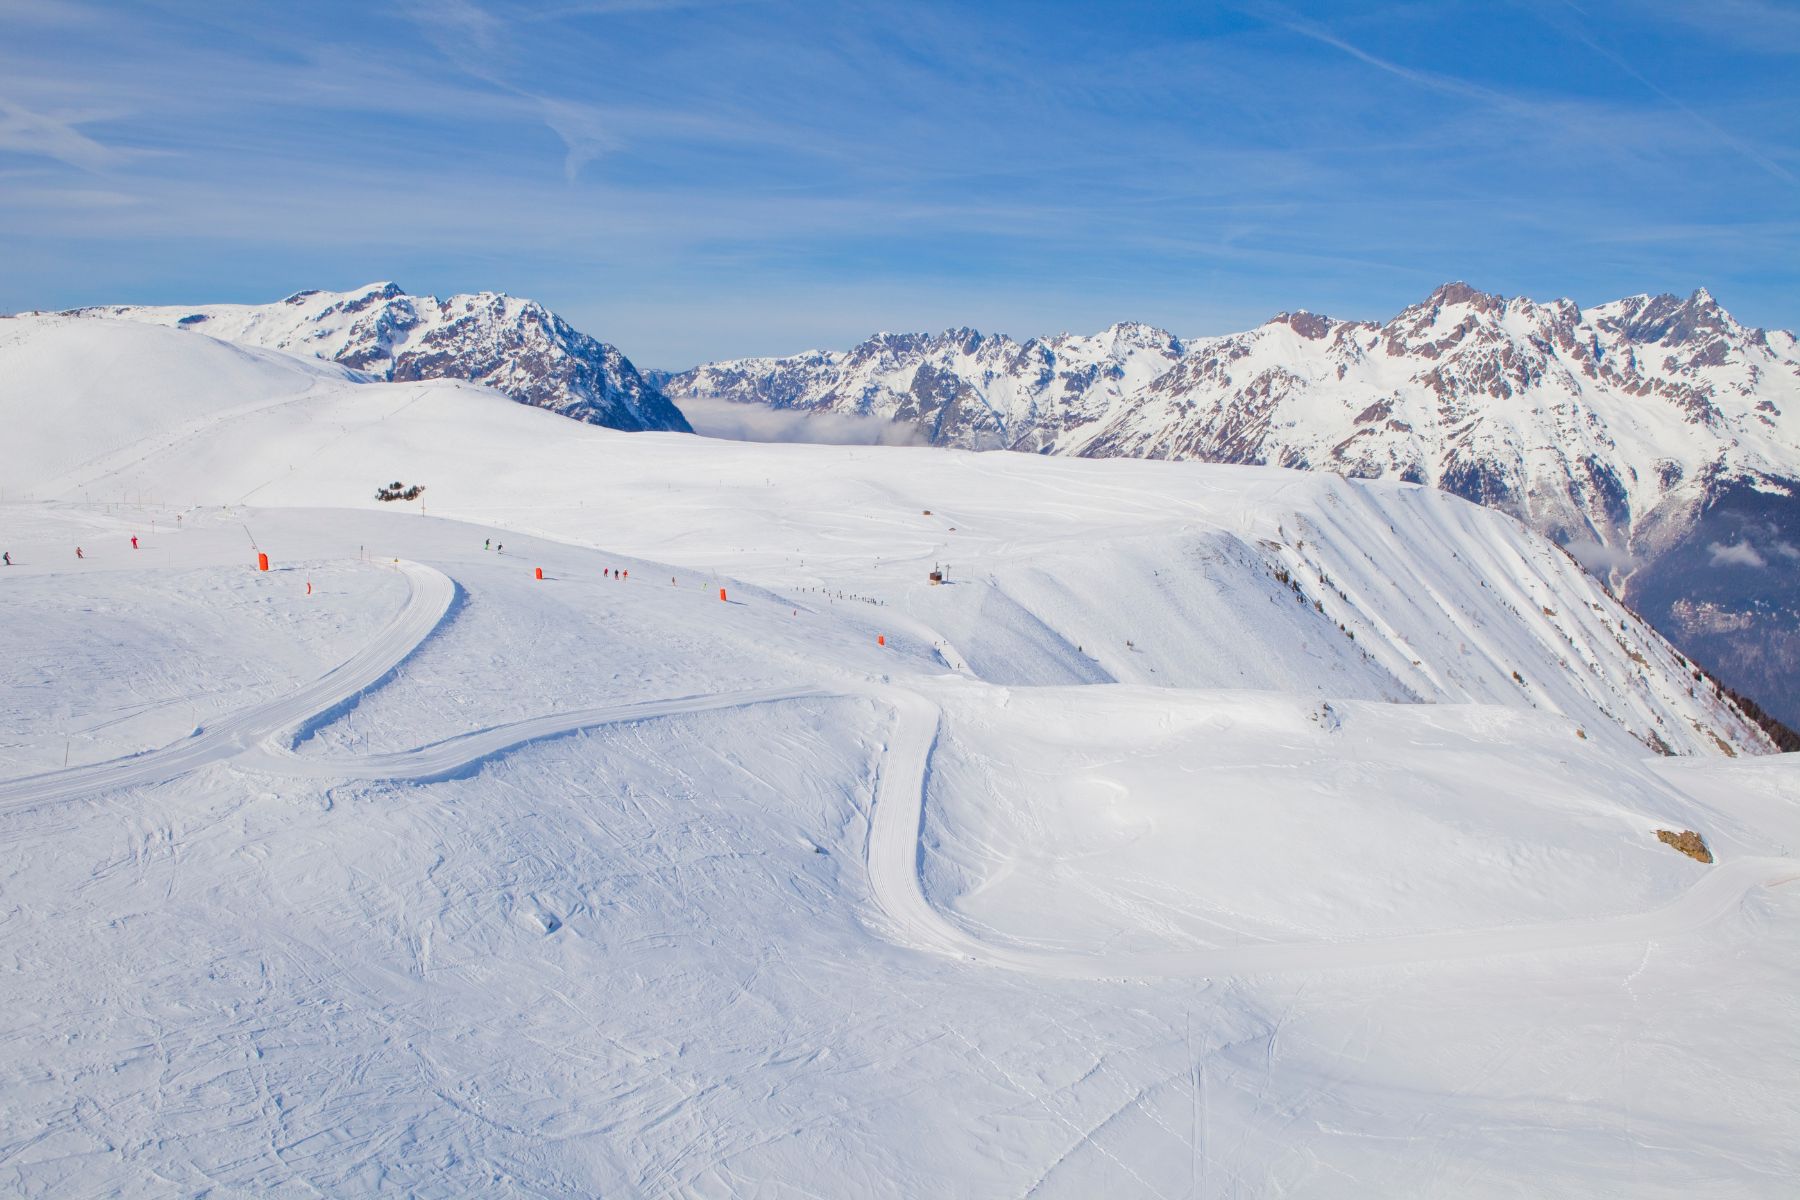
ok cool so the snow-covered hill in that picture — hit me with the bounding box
[48,280,1799,725]
[3,314,1798,1195]
[60,281,691,434]
[666,284,1800,729]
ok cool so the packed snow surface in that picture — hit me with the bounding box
[2,315,1798,1196]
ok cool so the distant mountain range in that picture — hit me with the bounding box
[663,284,1800,734]
[664,284,1797,543]
[63,282,690,434]
[52,280,1800,735]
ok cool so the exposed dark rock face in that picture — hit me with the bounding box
[1440,458,1517,510]
[1627,475,1800,729]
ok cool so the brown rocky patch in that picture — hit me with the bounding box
[1655,829,1713,863]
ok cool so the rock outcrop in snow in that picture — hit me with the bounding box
[63,283,692,434]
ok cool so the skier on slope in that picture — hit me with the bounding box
[2,551,10,566]
[75,547,84,560]
[131,536,138,550]
[485,538,490,551]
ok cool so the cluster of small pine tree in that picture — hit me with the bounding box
[1722,686,1800,753]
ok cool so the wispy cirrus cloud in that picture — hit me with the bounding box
[1265,0,1796,190]
[1638,0,1800,54]
[0,0,1795,363]
[1527,0,1797,187]
[0,98,128,171]
[389,0,777,182]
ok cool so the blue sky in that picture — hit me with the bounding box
[2,0,1795,366]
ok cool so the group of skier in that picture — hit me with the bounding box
[482,537,635,581]
[3,535,142,566]
[4,535,631,571]
[3,533,654,594]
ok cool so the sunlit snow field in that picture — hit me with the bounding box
[2,317,1798,1196]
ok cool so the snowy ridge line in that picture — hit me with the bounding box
[860,683,1800,979]
[237,685,829,783]
[62,283,692,433]
[0,560,455,811]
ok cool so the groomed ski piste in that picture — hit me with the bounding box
[3,315,1799,1196]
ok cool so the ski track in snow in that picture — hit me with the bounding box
[857,682,1800,978]
[237,684,830,783]
[4,557,1792,982]
[0,559,454,811]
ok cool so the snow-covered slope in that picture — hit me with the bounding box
[0,317,363,497]
[59,281,691,433]
[3,315,1798,1196]
[667,284,1800,729]
[0,313,1772,759]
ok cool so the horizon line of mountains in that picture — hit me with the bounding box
[36,280,1800,738]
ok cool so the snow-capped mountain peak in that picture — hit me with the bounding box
[667,282,1796,521]
[59,283,691,434]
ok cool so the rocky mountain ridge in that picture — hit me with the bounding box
[667,284,1795,533]
[62,283,691,434]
